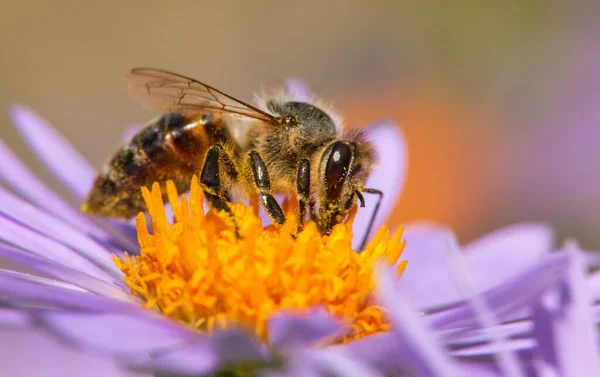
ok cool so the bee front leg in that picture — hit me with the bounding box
[200,144,241,238]
[247,151,286,225]
[295,159,310,234]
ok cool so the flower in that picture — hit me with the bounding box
[0,80,409,377]
[1,80,600,377]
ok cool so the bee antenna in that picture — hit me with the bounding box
[354,190,366,207]
[358,188,384,251]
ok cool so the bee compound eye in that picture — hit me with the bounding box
[324,141,352,200]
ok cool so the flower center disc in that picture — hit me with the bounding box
[114,177,407,343]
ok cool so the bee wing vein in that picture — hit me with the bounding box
[128,68,277,122]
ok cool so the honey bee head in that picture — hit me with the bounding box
[316,131,376,235]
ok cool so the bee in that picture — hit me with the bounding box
[83,68,383,249]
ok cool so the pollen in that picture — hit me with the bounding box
[113,177,407,343]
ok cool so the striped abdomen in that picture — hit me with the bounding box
[83,111,229,219]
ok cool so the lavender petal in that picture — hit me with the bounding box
[450,339,535,358]
[441,321,532,347]
[0,141,137,251]
[38,311,201,358]
[399,223,554,310]
[445,302,600,350]
[464,223,553,289]
[532,249,600,376]
[309,349,384,377]
[352,120,407,249]
[10,105,95,199]
[0,215,114,283]
[148,330,266,377]
[426,252,569,330]
[396,223,455,309]
[0,272,134,312]
[285,78,313,102]
[587,269,600,301]
[0,308,31,328]
[445,235,526,377]
[268,308,348,351]
[1,330,148,377]
[455,362,504,377]
[0,140,107,239]
[0,187,122,278]
[332,333,405,376]
[376,264,462,377]
[0,244,131,301]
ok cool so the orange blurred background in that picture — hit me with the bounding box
[2,1,600,247]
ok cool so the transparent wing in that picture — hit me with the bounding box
[127,68,277,122]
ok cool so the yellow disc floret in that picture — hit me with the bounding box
[114,177,407,343]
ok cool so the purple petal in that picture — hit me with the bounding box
[137,340,217,376]
[285,78,312,102]
[333,333,406,376]
[398,223,554,310]
[0,141,137,251]
[0,141,103,237]
[268,308,348,351]
[1,330,146,377]
[455,362,504,377]
[396,223,455,309]
[444,236,526,377]
[148,330,266,377]
[444,301,600,350]
[338,332,507,376]
[0,272,134,312]
[9,105,95,199]
[352,121,407,249]
[0,215,114,283]
[426,252,570,330]
[308,349,384,377]
[450,339,535,358]
[464,223,553,287]
[0,244,131,301]
[587,269,600,301]
[532,296,558,369]
[532,249,600,375]
[375,264,462,377]
[121,124,142,142]
[0,187,122,279]
[0,274,207,371]
[39,311,200,358]
[441,321,532,347]
[0,308,31,328]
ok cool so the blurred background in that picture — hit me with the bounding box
[1,0,600,248]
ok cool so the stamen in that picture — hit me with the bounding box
[114,177,407,343]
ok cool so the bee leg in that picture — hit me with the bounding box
[295,159,311,235]
[200,144,240,238]
[308,199,317,221]
[247,151,286,225]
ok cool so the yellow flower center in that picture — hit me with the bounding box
[114,177,407,343]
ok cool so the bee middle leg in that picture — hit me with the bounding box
[247,151,286,225]
[200,143,240,237]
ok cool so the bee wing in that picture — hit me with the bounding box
[127,68,277,123]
